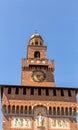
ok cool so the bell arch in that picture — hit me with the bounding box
[34,51,40,58]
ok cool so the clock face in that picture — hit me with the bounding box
[31,70,46,82]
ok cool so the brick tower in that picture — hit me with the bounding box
[21,33,55,87]
[1,33,78,130]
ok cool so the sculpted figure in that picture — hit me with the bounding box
[37,113,44,126]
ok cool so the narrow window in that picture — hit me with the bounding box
[61,89,64,96]
[46,89,49,96]
[38,88,41,95]
[65,107,68,115]
[35,41,38,46]
[23,88,26,95]
[68,90,71,97]
[49,107,52,115]
[69,107,72,116]
[16,106,19,114]
[20,106,23,114]
[8,87,11,94]
[53,89,56,96]
[31,88,34,95]
[12,106,15,114]
[61,107,64,115]
[15,88,19,94]
[57,107,60,115]
[53,107,56,115]
[34,51,40,58]
[29,106,32,114]
[24,106,27,114]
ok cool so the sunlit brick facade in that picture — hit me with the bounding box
[1,33,78,130]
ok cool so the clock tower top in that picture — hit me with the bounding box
[27,33,47,59]
[21,33,56,87]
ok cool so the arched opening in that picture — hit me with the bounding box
[20,106,23,114]
[33,105,47,127]
[61,107,64,115]
[8,105,11,114]
[24,106,27,114]
[57,107,60,115]
[16,106,19,114]
[29,106,32,114]
[34,51,40,58]
[33,105,47,115]
[69,107,72,116]
[53,107,56,115]
[12,105,15,114]
[49,107,52,115]
[35,41,38,46]
[65,107,68,115]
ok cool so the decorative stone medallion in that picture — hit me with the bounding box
[31,70,46,82]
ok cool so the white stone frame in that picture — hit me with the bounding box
[11,117,32,129]
[49,118,70,129]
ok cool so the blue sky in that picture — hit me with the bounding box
[0,0,78,129]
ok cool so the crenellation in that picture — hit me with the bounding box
[2,87,77,103]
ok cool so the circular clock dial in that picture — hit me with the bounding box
[31,70,46,82]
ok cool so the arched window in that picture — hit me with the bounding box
[20,106,23,114]
[16,106,19,114]
[35,41,38,46]
[34,51,40,58]
[24,106,27,114]
[12,105,15,114]
[57,107,60,115]
[69,107,72,116]
[49,107,52,115]
[29,106,32,114]
[65,107,68,115]
[61,107,64,115]
[53,107,56,115]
